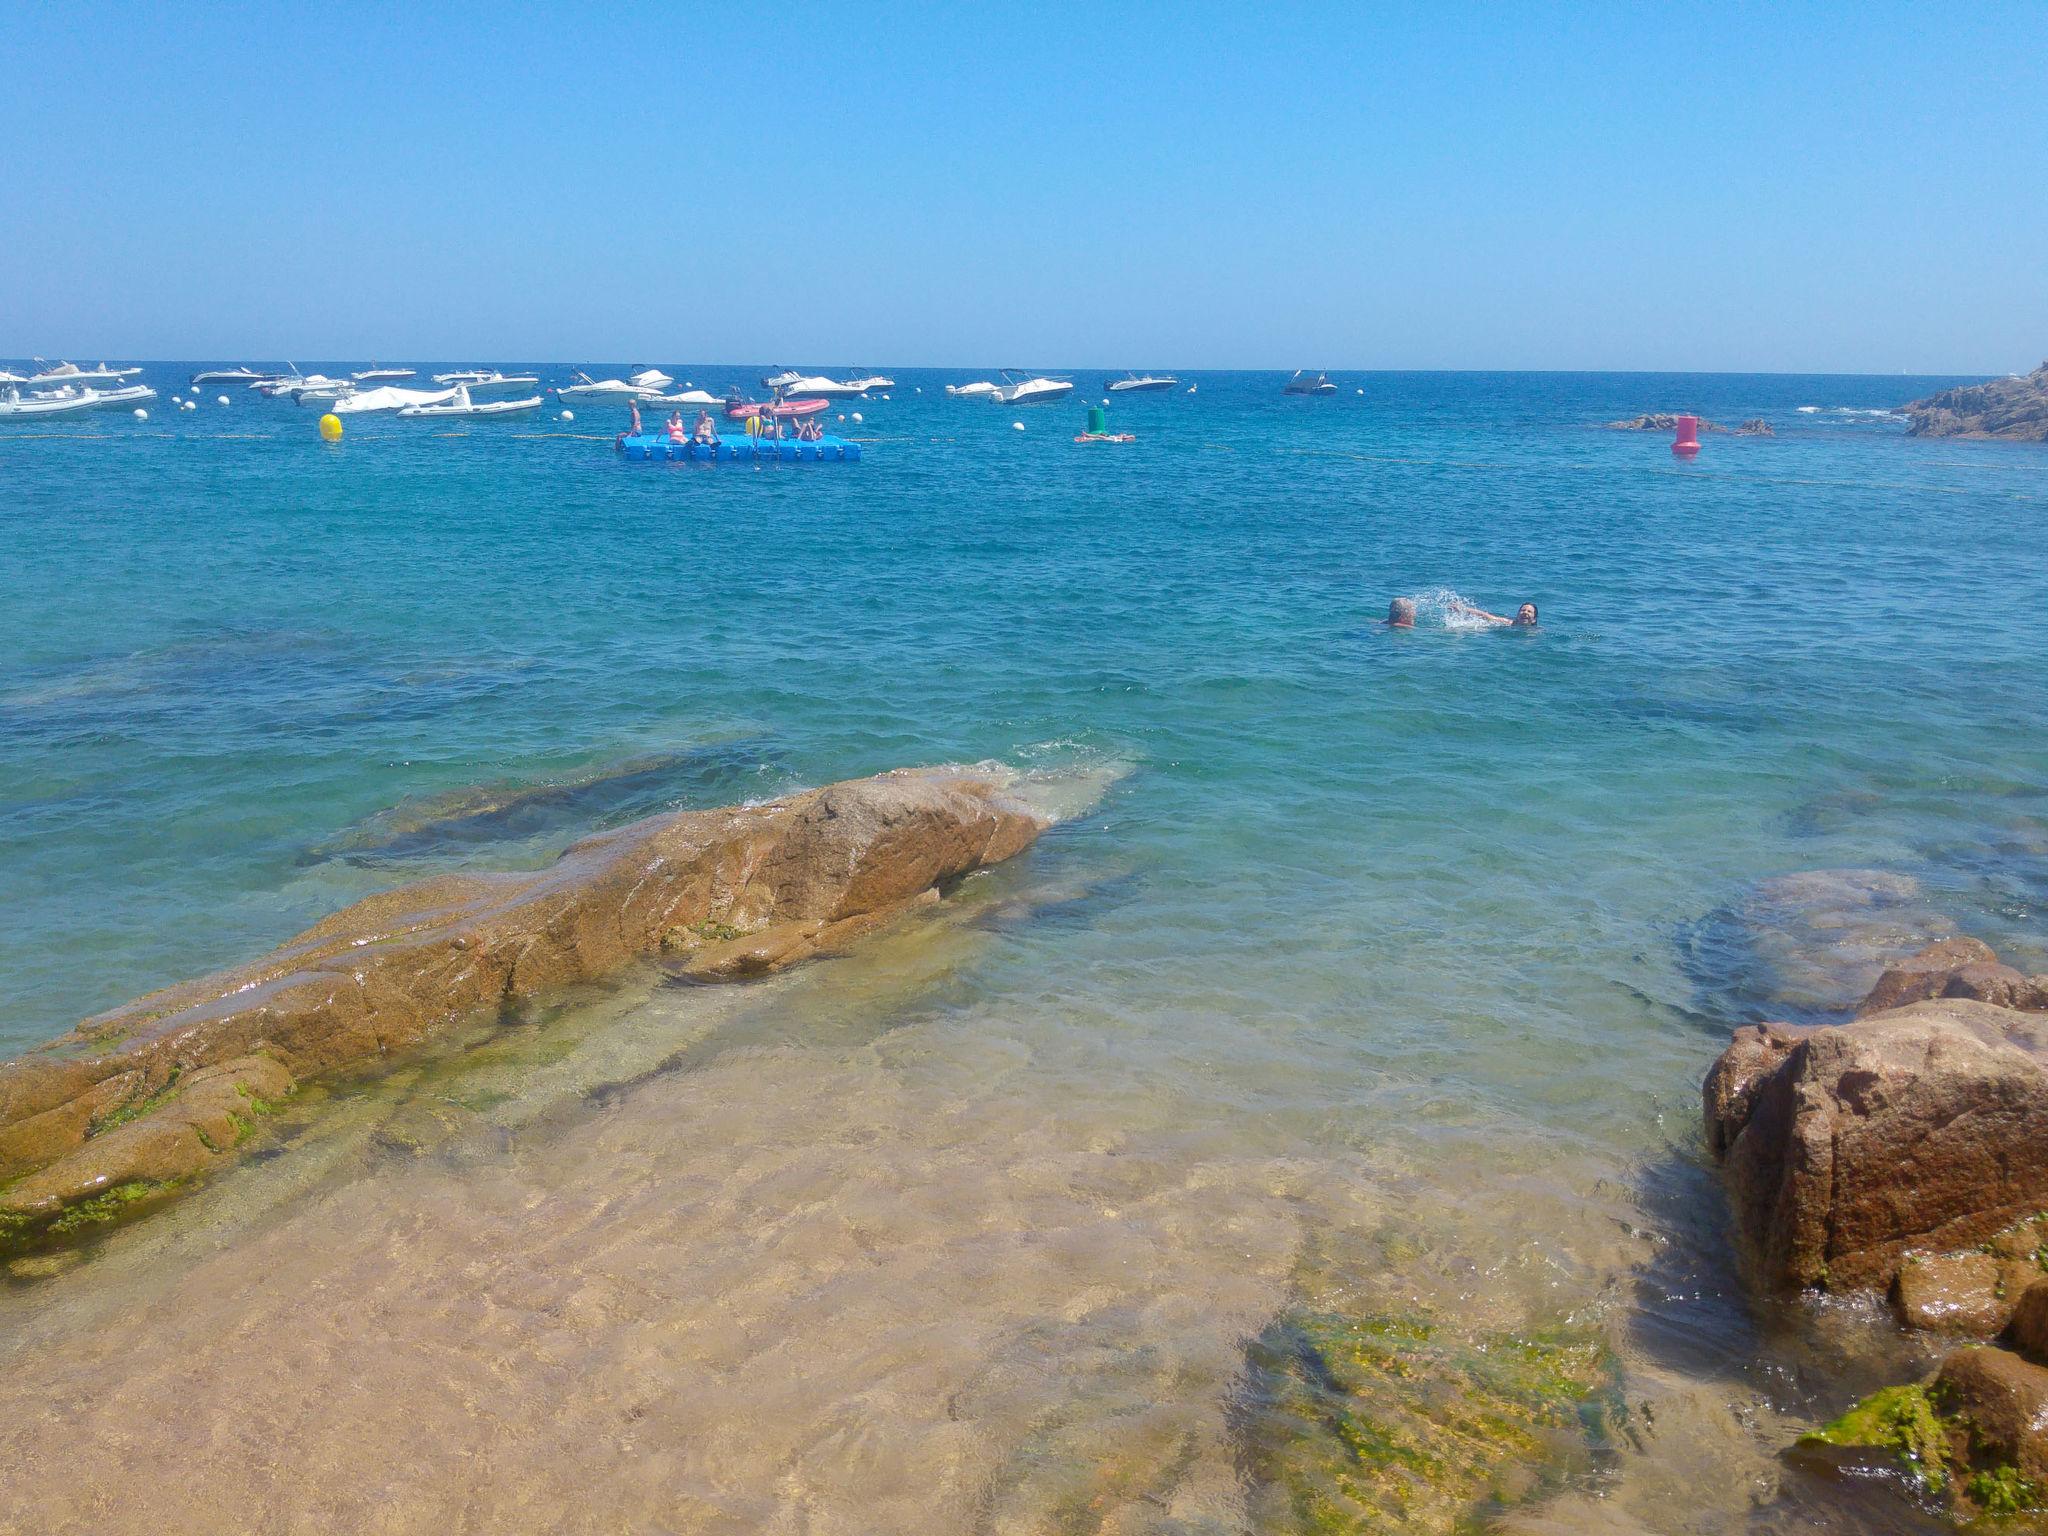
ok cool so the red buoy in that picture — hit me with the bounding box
[1673,414,1701,457]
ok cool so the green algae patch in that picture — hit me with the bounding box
[88,1067,183,1137]
[1239,1309,1623,1534]
[46,1179,170,1237]
[1797,1384,1951,1496]
[1965,1464,2042,1517]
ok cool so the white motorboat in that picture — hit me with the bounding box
[761,369,803,390]
[285,377,354,404]
[397,385,541,418]
[331,384,458,415]
[850,373,894,391]
[559,372,649,398]
[945,380,1001,398]
[626,368,675,391]
[432,370,539,392]
[352,366,417,382]
[190,366,273,387]
[643,388,723,407]
[778,374,870,399]
[1106,372,1180,392]
[0,384,102,418]
[89,384,158,408]
[992,373,1074,405]
[28,362,143,387]
[1283,370,1337,395]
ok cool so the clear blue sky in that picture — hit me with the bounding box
[4,3,2043,372]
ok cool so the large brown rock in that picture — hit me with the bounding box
[1894,1250,2037,1337]
[1702,1022,1814,1157]
[1709,999,2048,1291]
[1858,936,1999,1017]
[1935,1347,2048,1480]
[1901,363,2048,441]
[0,769,1047,1237]
[1945,962,2048,1013]
[2011,1280,2048,1366]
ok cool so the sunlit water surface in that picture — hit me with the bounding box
[2,369,2044,1533]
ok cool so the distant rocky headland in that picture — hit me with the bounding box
[1705,932,2048,1521]
[0,768,1049,1252]
[1901,363,2048,440]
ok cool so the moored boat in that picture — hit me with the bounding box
[559,372,649,398]
[27,362,142,387]
[352,366,417,382]
[190,366,276,387]
[992,372,1074,405]
[1106,372,1179,392]
[331,384,459,415]
[0,384,102,418]
[946,380,1000,398]
[1283,370,1337,395]
[777,374,870,399]
[396,385,542,418]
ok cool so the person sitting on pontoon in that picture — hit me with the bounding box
[795,414,823,441]
[692,410,717,445]
[666,410,687,443]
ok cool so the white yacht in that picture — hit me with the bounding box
[559,372,650,398]
[28,362,143,387]
[0,384,102,418]
[1106,372,1180,392]
[992,372,1075,406]
[643,388,723,407]
[190,366,274,387]
[352,366,417,383]
[626,368,675,391]
[396,384,541,418]
[778,374,870,399]
[331,384,458,415]
[850,373,895,391]
[1283,370,1337,395]
[432,370,539,392]
[945,380,1001,398]
[761,369,803,390]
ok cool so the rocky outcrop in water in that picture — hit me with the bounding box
[1901,363,2048,441]
[1735,418,1774,436]
[0,769,1047,1248]
[1601,413,1730,432]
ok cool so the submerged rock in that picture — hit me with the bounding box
[302,741,781,864]
[0,768,1048,1248]
[1901,363,2048,441]
[1238,1309,1621,1534]
[1735,418,1775,436]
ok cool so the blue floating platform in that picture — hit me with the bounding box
[617,432,861,464]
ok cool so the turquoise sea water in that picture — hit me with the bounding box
[4,368,2047,1528]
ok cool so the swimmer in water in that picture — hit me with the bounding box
[1453,600,1539,628]
[1384,597,1417,628]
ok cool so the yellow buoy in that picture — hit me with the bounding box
[318,413,343,442]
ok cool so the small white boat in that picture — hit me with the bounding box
[397,385,541,418]
[431,369,494,384]
[559,372,649,398]
[28,362,143,387]
[286,377,354,404]
[778,374,870,399]
[1283,370,1337,395]
[0,384,102,418]
[946,380,1001,398]
[643,388,723,407]
[352,366,417,383]
[331,384,458,415]
[992,372,1074,405]
[1106,372,1179,392]
[850,373,894,391]
[432,370,539,392]
[627,368,675,391]
[89,384,158,408]
[762,369,803,390]
[191,366,274,387]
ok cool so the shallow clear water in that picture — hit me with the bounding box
[2,368,2045,1531]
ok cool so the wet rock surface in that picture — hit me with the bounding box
[0,769,1047,1247]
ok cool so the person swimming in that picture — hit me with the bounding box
[1453,600,1539,628]
[1384,597,1416,628]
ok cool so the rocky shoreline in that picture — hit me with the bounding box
[1901,363,2048,441]
[1704,932,2048,1519]
[0,768,1048,1253]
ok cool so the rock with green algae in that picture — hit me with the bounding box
[1237,1310,1623,1534]
[1794,1383,1953,1497]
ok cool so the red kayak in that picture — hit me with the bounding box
[724,396,829,420]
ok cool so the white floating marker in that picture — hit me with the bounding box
[133,407,148,420]
[1012,420,1025,431]
[1357,388,1364,395]
[851,411,863,424]
[560,409,574,422]
[217,395,229,406]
